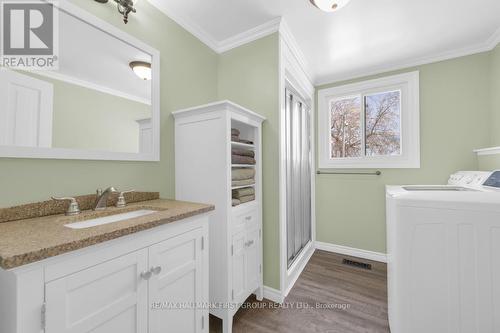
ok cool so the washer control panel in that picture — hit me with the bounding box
[448,171,492,187]
[483,170,500,188]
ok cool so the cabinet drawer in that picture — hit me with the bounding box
[233,207,259,231]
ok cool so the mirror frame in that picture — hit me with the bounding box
[0,1,160,161]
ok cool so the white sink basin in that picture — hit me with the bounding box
[65,209,157,229]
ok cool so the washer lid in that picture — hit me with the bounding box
[402,185,478,192]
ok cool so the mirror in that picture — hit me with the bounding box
[0,2,160,161]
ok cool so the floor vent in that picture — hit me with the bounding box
[342,258,372,270]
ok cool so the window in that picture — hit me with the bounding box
[318,72,420,169]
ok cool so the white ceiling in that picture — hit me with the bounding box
[148,0,500,84]
[39,8,152,104]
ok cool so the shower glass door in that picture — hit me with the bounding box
[285,88,312,267]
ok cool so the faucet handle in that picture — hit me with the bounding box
[52,197,81,216]
[116,190,135,208]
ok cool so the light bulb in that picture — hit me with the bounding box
[309,0,352,12]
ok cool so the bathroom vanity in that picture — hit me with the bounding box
[0,199,213,333]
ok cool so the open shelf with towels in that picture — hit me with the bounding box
[231,141,255,150]
[173,101,265,332]
[231,184,256,190]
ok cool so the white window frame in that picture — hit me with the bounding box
[318,71,420,169]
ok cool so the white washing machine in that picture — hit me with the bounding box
[386,171,500,333]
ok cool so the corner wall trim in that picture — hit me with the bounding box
[262,286,284,304]
[315,241,387,263]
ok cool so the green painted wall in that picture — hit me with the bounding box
[51,80,150,153]
[0,0,218,207]
[315,53,492,253]
[217,34,281,289]
[27,73,151,153]
[477,43,500,170]
[478,154,500,171]
[490,44,500,145]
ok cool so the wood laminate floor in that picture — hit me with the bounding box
[210,250,390,333]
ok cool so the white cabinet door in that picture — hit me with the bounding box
[231,230,247,303]
[148,228,206,333]
[45,249,149,333]
[0,70,53,147]
[245,228,260,294]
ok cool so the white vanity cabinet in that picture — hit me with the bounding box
[173,101,265,333]
[0,214,209,333]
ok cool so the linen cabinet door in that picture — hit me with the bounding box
[245,228,260,294]
[231,229,247,303]
[148,228,205,333]
[45,249,149,333]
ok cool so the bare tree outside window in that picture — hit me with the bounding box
[365,91,401,156]
[329,96,361,158]
[329,91,401,159]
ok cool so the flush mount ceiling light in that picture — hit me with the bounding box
[129,61,152,80]
[94,0,138,24]
[309,0,352,12]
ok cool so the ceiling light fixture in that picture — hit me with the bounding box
[129,61,152,81]
[94,0,138,24]
[309,0,352,12]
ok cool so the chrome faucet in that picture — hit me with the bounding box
[94,187,118,211]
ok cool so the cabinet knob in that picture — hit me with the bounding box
[151,266,162,275]
[245,216,252,221]
[245,240,255,247]
[140,270,152,280]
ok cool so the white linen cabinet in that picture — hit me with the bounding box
[173,101,265,333]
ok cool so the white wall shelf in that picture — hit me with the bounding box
[231,185,256,190]
[231,141,256,150]
[474,146,500,156]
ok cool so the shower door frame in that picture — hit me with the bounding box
[278,38,316,302]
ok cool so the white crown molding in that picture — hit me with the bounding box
[32,70,151,105]
[316,27,500,86]
[315,241,387,263]
[148,0,281,54]
[147,0,220,52]
[217,17,282,53]
[278,18,314,84]
[148,0,499,85]
[486,26,500,50]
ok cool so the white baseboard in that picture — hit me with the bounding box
[284,241,315,297]
[315,241,387,263]
[263,286,284,304]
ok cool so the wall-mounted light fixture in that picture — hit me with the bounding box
[94,0,138,24]
[129,61,152,80]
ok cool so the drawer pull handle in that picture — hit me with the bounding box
[151,266,162,275]
[245,216,252,221]
[140,270,152,280]
[245,240,254,247]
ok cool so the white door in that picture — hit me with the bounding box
[45,249,149,333]
[0,70,53,147]
[245,228,260,294]
[136,118,152,154]
[231,230,247,303]
[148,228,206,333]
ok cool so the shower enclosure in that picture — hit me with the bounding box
[285,88,312,267]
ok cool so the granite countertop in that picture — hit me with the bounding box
[0,199,214,269]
